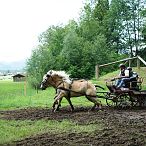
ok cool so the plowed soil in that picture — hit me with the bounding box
[0,106,146,146]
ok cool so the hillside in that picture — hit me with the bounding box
[96,67,146,90]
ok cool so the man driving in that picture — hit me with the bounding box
[113,64,130,89]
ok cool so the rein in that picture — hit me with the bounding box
[57,84,104,97]
[47,75,104,97]
[57,86,85,95]
[57,86,97,97]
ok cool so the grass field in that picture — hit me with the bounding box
[0,119,103,144]
[0,68,146,144]
[0,80,99,110]
[0,80,39,110]
[0,79,103,144]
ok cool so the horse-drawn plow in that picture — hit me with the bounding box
[40,70,146,111]
[97,77,146,108]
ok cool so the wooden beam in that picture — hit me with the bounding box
[137,56,146,66]
[95,56,146,79]
[99,57,137,67]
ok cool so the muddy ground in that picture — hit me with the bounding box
[0,106,146,146]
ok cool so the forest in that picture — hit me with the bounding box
[26,0,146,86]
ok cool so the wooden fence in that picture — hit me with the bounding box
[95,56,146,79]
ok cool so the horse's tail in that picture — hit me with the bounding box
[94,84,104,90]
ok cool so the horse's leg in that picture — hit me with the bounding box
[52,95,60,111]
[52,90,62,111]
[54,96,62,108]
[86,96,96,110]
[52,100,57,111]
[53,92,65,112]
[55,97,63,111]
[65,97,74,111]
[86,95,101,110]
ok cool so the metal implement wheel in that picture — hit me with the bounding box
[130,95,146,107]
[129,96,139,107]
[116,93,130,108]
[105,93,118,107]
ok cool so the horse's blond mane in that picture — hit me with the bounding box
[47,70,72,84]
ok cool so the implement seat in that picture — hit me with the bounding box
[125,77,143,91]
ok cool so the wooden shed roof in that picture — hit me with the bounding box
[12,74,25,77]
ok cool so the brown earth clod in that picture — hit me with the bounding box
[0,106,146,146]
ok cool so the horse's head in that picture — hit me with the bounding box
[40,70,54,90]
[40,73,51,90]
[40,70,71,90]
[40,70,61,90]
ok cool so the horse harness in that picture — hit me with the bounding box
[48,75,72,97]
[57,80,73,98]
[49,75,98,98]
[57,79,94,97]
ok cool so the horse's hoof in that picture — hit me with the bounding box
[89,107,95,111]
[52,108,55,112]
[53,108,60,112]
[96,107,102,111]
[52,109,57,113]
[70,109,74,112]
[90,106,101,111]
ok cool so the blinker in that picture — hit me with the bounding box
[46,74,50,78]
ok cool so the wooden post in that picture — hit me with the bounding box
[137,58,140,69]
[128,59,131,67]
[24,78,27,96]
[95,65,99,79]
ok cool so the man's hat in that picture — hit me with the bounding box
[119,64,126,68]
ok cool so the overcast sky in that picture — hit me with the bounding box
[0,0,83,63]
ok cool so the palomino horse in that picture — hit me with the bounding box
[40,70,102,111]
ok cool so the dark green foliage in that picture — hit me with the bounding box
[26,0,146,86]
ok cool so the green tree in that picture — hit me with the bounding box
[27,0,137,86]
